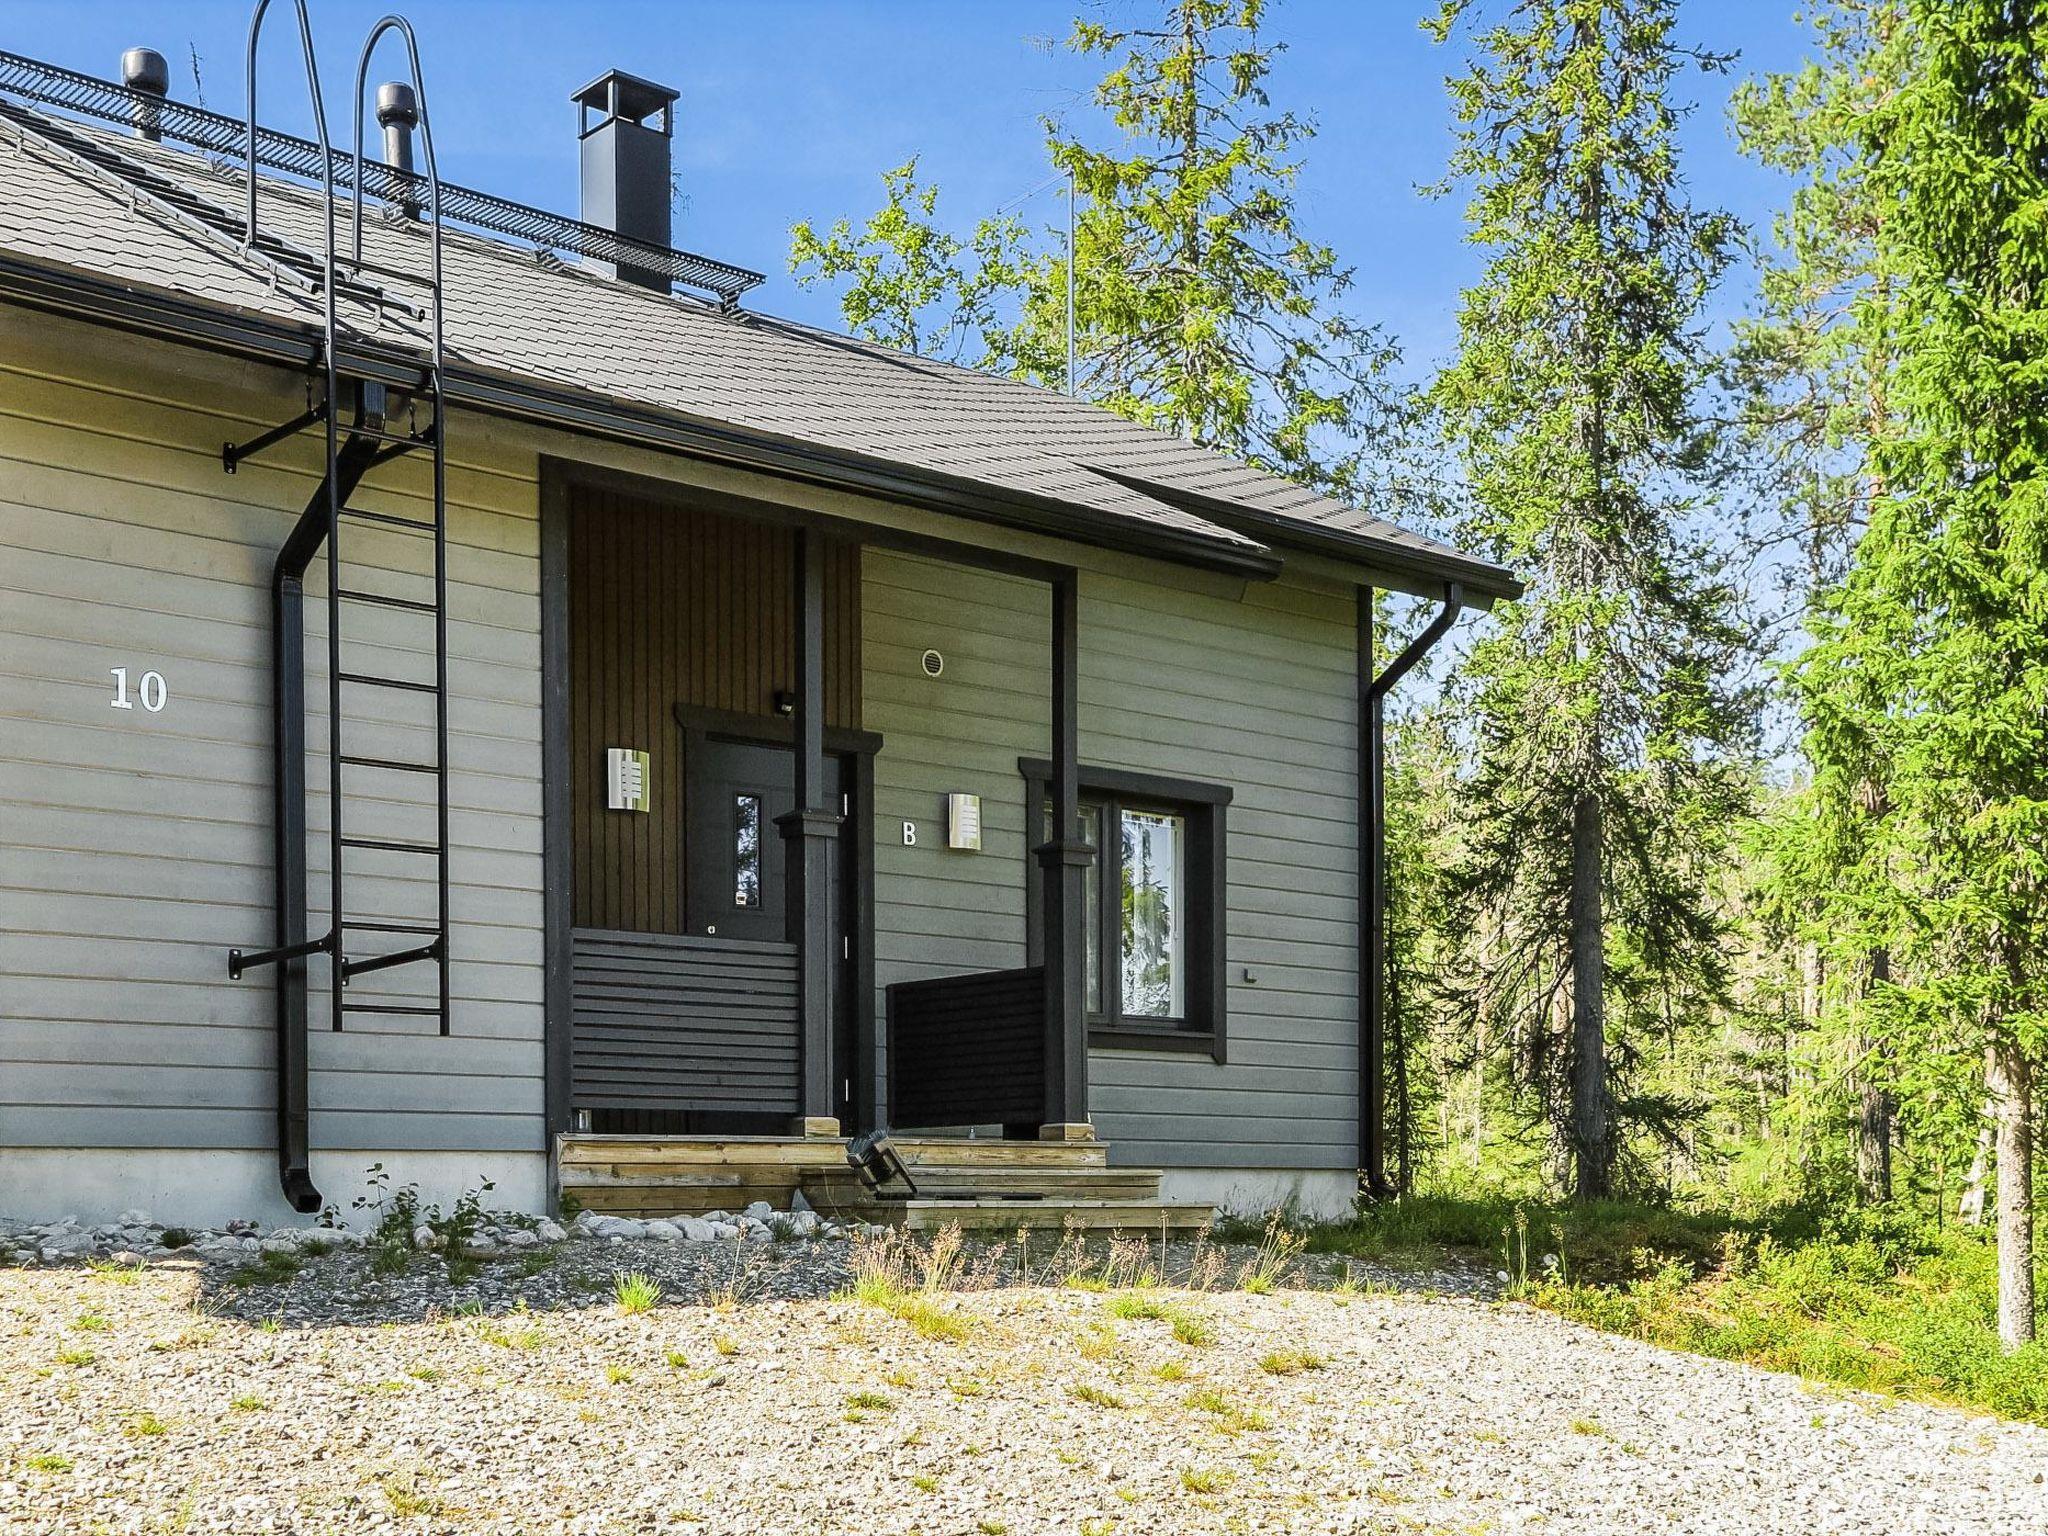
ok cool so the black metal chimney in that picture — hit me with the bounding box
[376,81,418,175]
[120,47,168,142]
[376,81,420,218]
[572,69,679,290]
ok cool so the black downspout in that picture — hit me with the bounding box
[1359,581,1463,1200]
[272,435,379,1213]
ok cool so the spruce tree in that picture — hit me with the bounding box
[1731,0,1916,1204]
[1790,0,2048,1349]
[1426,0,1754,1199]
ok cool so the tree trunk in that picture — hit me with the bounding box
[1853,947,1894,1204]
[1569,791,1610,1200]
[1960,1058,1996,1227]
[1987,1036,2035,1351]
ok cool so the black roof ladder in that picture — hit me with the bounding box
[223,3,452,1213]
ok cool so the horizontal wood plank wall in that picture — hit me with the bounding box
[568,487,858,935]
[569,928,800,1115]
[0,311,545,1155]
[862,548,1359,1172]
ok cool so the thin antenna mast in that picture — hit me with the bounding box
[1065,165,1077,396]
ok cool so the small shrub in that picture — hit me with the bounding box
[1106,1291,1172,1322]
[127,1412,169,1438]
[1180,1466,1234,1493]
[1169,1309,1215,1348]
[71,1313,110,1333]
[159,1228,193,1250]
[1187,1387,1270,1432]
[605,1365,634,1385]
[909,1473,938,1493]
[614,1271,663,1316]
[25,1453,72,1473]
[1258,1348,1326,1376]
[845,1390,893,1411]
[56,1346,94,1367]
[1152,1359,1190,1381]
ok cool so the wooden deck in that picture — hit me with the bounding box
[555,1133,1212,1233]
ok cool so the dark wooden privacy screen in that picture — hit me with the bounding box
[570,928,801,1116]
[568,485,860,934]
[887,966,1046,1130]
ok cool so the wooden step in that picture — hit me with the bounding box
[888,1135,1108,1170]
[558,1135,846,1170]
[869,1199,1215,1235]
[801,1164,1161,1211]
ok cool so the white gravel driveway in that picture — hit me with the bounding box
[1,1255,2042,1534]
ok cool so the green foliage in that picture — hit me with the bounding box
[613,1271,663,1316]
[1776,0,2048,1342]
[790,158,1035,365]
[790,0,1409,504]
[1421,0,1757,1199]
[1529,1216,2048,1424]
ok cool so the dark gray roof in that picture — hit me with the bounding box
[0,95,1519,600]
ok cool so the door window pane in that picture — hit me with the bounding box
[733,794,762,908]
[1119,809,1183,1019]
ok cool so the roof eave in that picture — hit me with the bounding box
[0,251,1287,583]
[1088,466,1524,605]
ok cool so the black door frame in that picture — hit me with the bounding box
[674,705,881,1130]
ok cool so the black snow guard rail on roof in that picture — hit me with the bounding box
[0,48,765,310]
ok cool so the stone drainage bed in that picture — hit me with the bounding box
[0,1206,1489,1328]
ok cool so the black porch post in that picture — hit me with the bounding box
[1036,568,1092,1137]
[781,527,842,1136]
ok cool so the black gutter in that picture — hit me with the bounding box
[1359,581,1464,1200]
[0,254,1286,582]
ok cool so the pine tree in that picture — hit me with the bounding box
[1790,0,2048,1349]
[1426,0,1754,1199]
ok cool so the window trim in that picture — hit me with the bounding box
[1019,758,1230,1062]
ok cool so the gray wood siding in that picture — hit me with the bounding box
[0,316,545,1155]
[863,550,1359,1171]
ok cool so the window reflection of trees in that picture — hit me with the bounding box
[733,794,762,908]
[1120,810,1182,1019]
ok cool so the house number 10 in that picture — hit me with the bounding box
[109,667,168,713]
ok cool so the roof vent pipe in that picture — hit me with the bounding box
[120,47,169,142]
[375,81,420,216]
[572,69,679,290]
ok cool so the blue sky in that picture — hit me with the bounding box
[11,0,1815,377]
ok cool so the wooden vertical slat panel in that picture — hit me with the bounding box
[569,487,860,934]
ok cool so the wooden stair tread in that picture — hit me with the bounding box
[802,1166,1160,1200]
[880,1199,1214,1233]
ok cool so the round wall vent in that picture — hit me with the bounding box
[920,649,945,678]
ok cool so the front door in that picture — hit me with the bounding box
[684,737,856,1119]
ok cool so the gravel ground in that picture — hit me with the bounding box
[2,1242,2042,1536]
